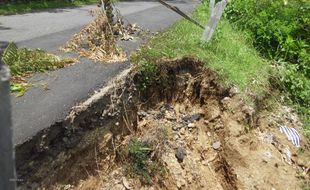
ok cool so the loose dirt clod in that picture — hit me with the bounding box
[17,57,310,190]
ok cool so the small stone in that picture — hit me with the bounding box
[188,123,196,128]
[137,110,147,117]
[180,128,186,135]
[62,137,69,143]
[182,113,203,123]
[115,122,120,126]
[229,86,239,97]
[175,147,187,162]
[64,184,72,190]
[207,132,211,137]
[174,135,179,140]
[165,112,176,120]
[212,141,221,150]
[122,177,131,190]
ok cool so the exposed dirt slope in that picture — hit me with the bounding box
[20,58,309,190]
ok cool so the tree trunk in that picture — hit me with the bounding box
[104,0,114,24]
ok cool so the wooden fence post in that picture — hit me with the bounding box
[0,59,16,190]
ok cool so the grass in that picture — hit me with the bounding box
[126,139,153,184]
[134,2,271,102]
[0,0,98,15]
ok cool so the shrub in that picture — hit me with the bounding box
[225,0,310,113]
[225,0,310,76]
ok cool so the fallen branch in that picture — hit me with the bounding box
[156,0,204,29]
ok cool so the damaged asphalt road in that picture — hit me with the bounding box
[0,0,200,146]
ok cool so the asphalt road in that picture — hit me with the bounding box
[0,0,200,145]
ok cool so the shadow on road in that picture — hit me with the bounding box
[0,41,9,55]
[0,23,11,30]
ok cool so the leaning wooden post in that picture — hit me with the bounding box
[0,59,16,190]
[202,0,228,42]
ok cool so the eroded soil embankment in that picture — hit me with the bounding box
[17,57,310,189]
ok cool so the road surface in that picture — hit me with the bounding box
[0,0,200,145]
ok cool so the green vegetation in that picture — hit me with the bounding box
[1,42,74,95]
[124,138,166,184]
[2,43,71,75]
[0,0,98,15]
[225,0,310,136]
[133,3,271,100]
[127,139,153,183]
[133,1,309,136]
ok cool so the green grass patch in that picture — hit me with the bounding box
[134,2,271,102]
[0,0,98,15]
[122,138,166,185]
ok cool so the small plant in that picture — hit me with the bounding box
[124,138,166,185]
[125,139,153,184]
[136,59,158,90]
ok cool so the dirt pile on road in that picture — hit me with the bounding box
[18,58,310,189]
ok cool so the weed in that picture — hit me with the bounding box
[1,42,74,95]
[135,59,159,91]
[126,138,153,184]
[123,136,167,185]
[10,83,33,97]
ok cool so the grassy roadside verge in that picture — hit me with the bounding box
[133,2,309,136]
[0,0,98,15]
[133,3,271,102]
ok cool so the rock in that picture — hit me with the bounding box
[174,134,180,140]
[242,105,255,117]
[173,124,183,131]
[122,177,131,190]
[137,110,147,117]
[229,86,239,97]
[176,178,187,189]
[180,128,186,135]
[212,141,221,150]
[165,111,176,120]
[188,123,196,128]
[182,113,203,123]
[175,147,187,162]
[64,184,72,190]
[114,184,126,190]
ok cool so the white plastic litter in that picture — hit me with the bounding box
[279,125,301,147]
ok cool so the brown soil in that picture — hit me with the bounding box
[18,58,310,190]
